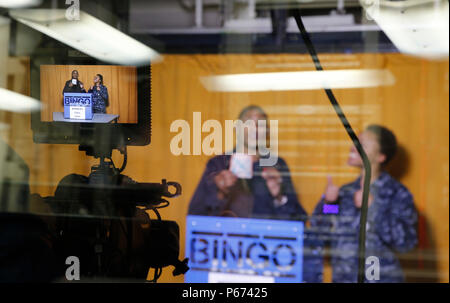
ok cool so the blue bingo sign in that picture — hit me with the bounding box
[63,93,93,120]
[185,215,303,283]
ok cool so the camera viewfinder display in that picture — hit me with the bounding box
[40,65,138,124]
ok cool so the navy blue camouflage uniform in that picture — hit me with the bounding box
[310,172,418,283]
[188,155,324,282]
[88,85,109,114]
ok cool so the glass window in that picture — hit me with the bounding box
[0,0,448,284]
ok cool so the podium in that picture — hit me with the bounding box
[53,112,119,123]
[63,92,93,120]
[185,215,304,283]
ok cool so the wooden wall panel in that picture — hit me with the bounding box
[39,65,137,123]
[1,54,448,283]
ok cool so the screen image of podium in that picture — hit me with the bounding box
[39,65,138,124]
[185,215,304,283]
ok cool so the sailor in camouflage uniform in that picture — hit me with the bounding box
[88,74,109,114]
[187,105,322,282]
[310,125,418,283]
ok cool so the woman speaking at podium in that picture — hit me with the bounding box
[88,74,109,114]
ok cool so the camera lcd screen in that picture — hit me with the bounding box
[40,65,138,124]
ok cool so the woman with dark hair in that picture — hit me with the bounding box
[62,70,86,106]
[63,70,86,94]
[88,74,109,114]
[311,124,418,283]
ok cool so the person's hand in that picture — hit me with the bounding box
[79,82,84,89]
[96,85,100,91]
[354,178,374,208]
[68,82,73,87]
[214,170,238,195]
[324,175,340,203]
[262,167,282,198]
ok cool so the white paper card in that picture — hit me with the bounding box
[230,153,253,179]
[70,106,86,120]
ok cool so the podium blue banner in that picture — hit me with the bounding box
[185,215,304,283]
[63,93,93,120]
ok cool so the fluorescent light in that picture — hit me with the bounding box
[0,0,41,8]
[360,0,449,60]
[200,69,396,92]
[0,88,42,113]
[9,9,162,66]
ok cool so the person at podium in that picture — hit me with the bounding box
[310,125,418,283]
[88,74,109,114]
[62,70,86,95]
[187,105,323,283]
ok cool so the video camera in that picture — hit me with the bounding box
[15,32,189,281]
